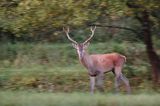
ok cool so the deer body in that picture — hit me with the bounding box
[80,52,125,74]
[63,26,131,94]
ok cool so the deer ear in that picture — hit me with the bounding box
[72,43,77,49]
[84,42,90,48]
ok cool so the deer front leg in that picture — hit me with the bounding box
[96,73,105,92]
[90,76,95,94]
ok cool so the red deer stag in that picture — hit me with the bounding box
[63,26,131,94]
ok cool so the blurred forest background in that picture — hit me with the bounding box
[0,0,160,105]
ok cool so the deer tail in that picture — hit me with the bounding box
[121,55,126,62]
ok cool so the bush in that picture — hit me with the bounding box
[0,42,157,92]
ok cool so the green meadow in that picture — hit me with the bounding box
[0,91,160,106]
[0,42,159,106]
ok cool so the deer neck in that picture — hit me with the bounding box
[79,52,92,69]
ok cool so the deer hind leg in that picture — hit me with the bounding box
[114,66,123,93]
[115,66,131,94]
[96,73,105,92]
[120,74,131,94]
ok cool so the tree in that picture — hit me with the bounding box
[126,0,160,85]
[0,0,102,41]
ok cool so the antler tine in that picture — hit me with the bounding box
[83,26,96,44]
[90,26,96,32]
[63,27,77,44]
[63,27,69,33]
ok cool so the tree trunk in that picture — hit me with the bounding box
[139,10,160,84]
[126,1,160,85]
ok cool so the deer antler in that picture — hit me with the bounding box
[83,26,96,44]
[63,27,77,44]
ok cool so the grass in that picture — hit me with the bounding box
[0,91,159,106]
[0,65,88,91]
[0,64,158,93]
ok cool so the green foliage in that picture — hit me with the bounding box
[0,42,156,92]
[127,0,160,11]
[0,42,147,67]
[0,0,103,39]
[0,0,159,42]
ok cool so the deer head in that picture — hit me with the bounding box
[63,26,96,59]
